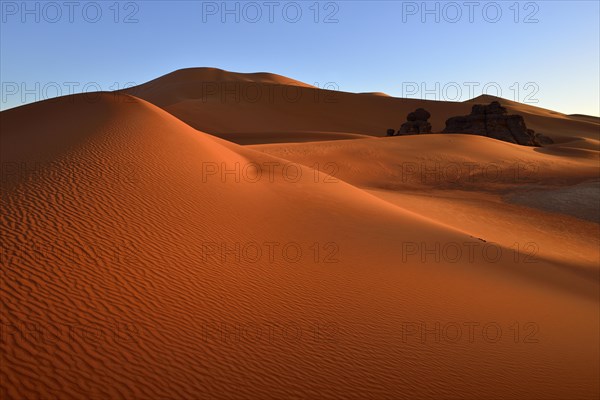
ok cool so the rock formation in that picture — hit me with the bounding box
[443,101,553,146]
[398,108,432,134]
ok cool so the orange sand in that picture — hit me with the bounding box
[1,68,598,399]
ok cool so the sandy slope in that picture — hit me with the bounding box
[251,134,600,284]
[125,68,315,108]
[123,68,600,147]
[1,74,599,399]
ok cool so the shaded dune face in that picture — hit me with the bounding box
[1,83,598,399]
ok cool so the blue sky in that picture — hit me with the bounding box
[1,1,599,115]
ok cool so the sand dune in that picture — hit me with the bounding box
[124,67,315,109]
[569,114,600,124]
[251,134,600,286]
[123,69,599,148]
[359,92,391,97]
[1,70,599,400]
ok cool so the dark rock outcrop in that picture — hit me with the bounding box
[534,133,554,146]
[386,128,396,136]
[443,101,553,146]
[398,108,432,134]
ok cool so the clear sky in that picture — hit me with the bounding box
[1,0,599,115]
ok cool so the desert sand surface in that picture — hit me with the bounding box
[1,69,599,399]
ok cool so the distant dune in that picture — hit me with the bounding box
[359,91,391,97]
[122,69,599,147]
[569,114,600,124]
[1,69,599,399]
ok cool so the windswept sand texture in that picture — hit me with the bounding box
[1,69,599,399]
